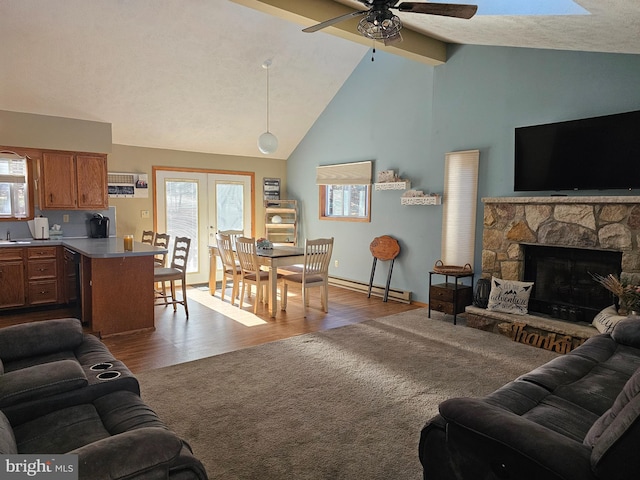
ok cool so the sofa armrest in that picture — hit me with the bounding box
[72,427,206,480]
[0,318,84,362]
[611,317,640,348]
[439,398,594,480]
[0,359,87,408]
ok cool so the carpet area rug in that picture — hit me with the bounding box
[136,309,559,480]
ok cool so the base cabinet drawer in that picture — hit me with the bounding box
[28,259,57,280]
[27,246,57,259]
[28,280,59,305]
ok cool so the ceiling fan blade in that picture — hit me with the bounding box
[396,2,478,19]
[303,10,368,33]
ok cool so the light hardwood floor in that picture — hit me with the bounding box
[0,285,421,374]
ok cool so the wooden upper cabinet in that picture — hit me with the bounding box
[41,153,77,209]
[77,155,108,209]
[40,152,108,210]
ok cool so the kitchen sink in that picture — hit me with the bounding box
[0,240,31,245]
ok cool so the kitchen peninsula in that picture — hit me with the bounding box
[64,238,165,337]
[0,238,165,337]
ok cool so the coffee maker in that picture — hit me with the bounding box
[89,213,110,238]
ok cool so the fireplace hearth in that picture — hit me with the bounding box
[522,244,621,322]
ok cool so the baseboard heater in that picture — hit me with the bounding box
[328,276,412,304]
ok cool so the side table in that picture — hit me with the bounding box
[428,271,474,325]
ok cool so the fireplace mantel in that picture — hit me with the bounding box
[483,196,640,204]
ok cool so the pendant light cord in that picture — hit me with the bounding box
[257,59,278,155]
[266,64,270,132]
[263,59,272,133]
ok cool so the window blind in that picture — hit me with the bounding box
[0,151,29,218]
[0,151,27,183]
[441,150,479,267]
[316,161,372,185]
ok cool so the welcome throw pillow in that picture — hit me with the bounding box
[487,277,534,315]
[592,305,627,334]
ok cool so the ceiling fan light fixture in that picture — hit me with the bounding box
[357,12,402,40]
[304,1,477,40]
[258,59,278,155]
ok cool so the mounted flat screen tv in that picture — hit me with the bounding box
[514,110,640,191]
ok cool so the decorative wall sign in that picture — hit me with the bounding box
[263,177,280,202]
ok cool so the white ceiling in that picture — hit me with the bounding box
[1,1,639,160]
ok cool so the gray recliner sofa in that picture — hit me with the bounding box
[1,389,207,480]
[0,318,139,425]
[419,317,640,480]
[0,318,208,479]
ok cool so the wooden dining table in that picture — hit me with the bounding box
[209,244,305,317]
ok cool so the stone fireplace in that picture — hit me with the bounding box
[466,196,640,353]
[481,196,640,283]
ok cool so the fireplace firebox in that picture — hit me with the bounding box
[523,244,622,323]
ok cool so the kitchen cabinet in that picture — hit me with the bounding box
[76,155,109,209]
[40,152,108,210]
[0,248,26,309]
[264,199,298,246]
[0,246,64,310]
[41,153,77,209]
[26,246,60,306]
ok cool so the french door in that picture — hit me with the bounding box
[155,169,253,284]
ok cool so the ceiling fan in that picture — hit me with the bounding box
[303,0,478,45]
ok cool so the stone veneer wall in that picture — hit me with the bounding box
[482,197,640,285]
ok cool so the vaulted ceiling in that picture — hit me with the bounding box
[1,1,639,160]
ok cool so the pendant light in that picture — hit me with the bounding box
[257,59,278,155]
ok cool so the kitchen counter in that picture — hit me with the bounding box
[63,237,166,258]
[0,237,167,258]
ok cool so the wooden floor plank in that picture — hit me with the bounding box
[0,285,421,373]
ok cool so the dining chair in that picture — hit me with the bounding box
[218,229,244,250]
[154,236,191,318]
[216,232,241,305]
[141,230,155,245]
[282,237,334,316]
[152,233,171,300]
[153,233,171,268]
[235,236,285,314]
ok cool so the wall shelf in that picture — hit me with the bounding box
[264,199,298,246]
[401,195,442,206]
[374,181,411,191]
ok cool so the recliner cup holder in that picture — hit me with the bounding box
[90,362,113,371]
[96,371,121,380]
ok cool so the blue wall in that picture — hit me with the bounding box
[287,44,640,304]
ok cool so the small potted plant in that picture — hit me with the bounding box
[256,237,273,250]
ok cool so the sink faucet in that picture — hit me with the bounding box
[5,230,9,241]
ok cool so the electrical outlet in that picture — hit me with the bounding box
[334,260,339,268]
[63,214,70,223]
[141,210,150,219]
